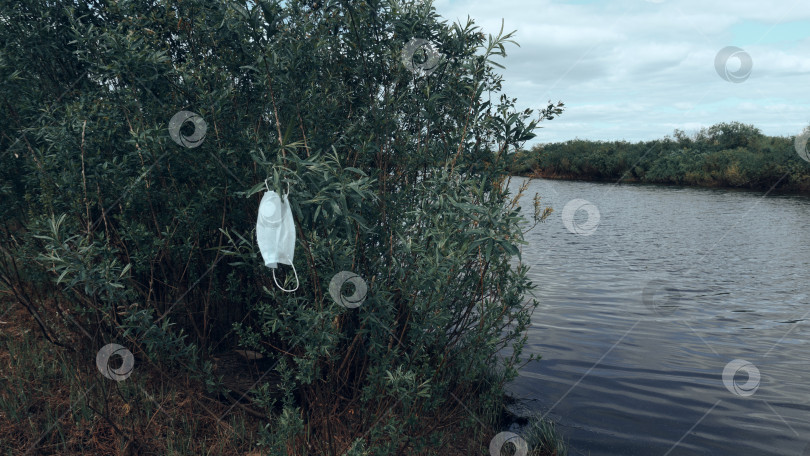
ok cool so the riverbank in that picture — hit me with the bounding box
[516,167,810,196]
[0,294,569,455]
[509,122,810,195]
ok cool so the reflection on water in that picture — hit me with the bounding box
[506,177,810,456]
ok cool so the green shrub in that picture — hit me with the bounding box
[519,123,810,192]
[1,0,559,452]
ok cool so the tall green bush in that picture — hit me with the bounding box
[1,0,560,453]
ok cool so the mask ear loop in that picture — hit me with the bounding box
[273,262,299,292]
[271,179,298,292]
[263,178,290,198]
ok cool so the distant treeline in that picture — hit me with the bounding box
[510,122,810,193]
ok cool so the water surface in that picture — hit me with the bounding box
[506,177,810,455]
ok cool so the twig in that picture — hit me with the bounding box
[80,120,90,237]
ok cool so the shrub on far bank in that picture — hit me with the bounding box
[513,121,810,193]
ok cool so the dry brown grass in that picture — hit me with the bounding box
[0,296,265,456]
[0,295,564,455]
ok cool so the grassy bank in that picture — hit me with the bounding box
[509,122,810,194]
[0,295,262,455]
[0,294,568,455]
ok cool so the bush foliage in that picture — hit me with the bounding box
[510,121,810,193]
[1,0,561,453]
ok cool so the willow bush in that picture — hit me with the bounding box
[1,0,562,453]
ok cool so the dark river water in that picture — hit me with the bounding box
[505,176,810,456]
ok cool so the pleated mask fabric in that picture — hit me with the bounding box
[256,189,299,292]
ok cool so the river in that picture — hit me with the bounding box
[505,176,810,455]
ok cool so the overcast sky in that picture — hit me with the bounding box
[432,0,810,146]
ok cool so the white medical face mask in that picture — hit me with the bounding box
[256,185,299,292]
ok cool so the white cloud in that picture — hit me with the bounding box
[433,0,810,143]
